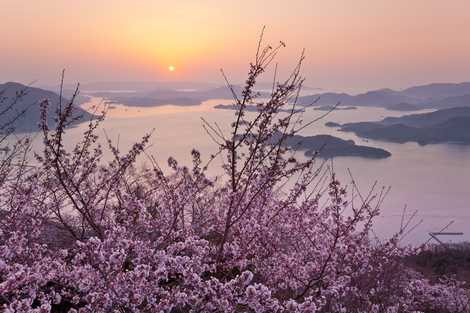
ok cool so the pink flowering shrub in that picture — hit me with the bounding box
[1,33,469,312]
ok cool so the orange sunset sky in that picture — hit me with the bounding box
[2,0,470,92]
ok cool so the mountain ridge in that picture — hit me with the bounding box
[335,107,470,145]
[298,81,470,109]
[0,82,95,133]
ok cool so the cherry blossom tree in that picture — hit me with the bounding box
[1,31,469,313]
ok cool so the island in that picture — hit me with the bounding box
[385,103,422,111]
[313,105,357,111]
[297,82,470,110]
[0,82,95,133]
[337,107,470,145]
[93,85,271,107]
[214,104,304,113]
[325,121,341,128]
[269,131,391,159]
[100,95,203,106]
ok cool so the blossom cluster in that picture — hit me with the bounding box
[1,36,469,312]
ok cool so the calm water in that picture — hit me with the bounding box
[30,97,470,245]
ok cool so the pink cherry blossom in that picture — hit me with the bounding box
[1,33,469,312]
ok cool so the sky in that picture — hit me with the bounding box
[2,0,470,93]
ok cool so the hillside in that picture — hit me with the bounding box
[402,82,470,100]
[0,82,95,133]
[298,82,470,110]
[381,107,470,127]
[423,94,470,109]
[298,89,418,107]
[337,107,470,145]
[271,131,391,159]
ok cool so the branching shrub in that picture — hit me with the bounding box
[0,32,469,313]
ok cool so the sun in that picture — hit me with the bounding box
[168,65,175,72]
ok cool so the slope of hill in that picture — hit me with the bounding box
[270,131,391,159]
[298,82,470,109]
[298,89,419,107]
[337,107,470,145]
[0,82,95,133]
[213,104,304,113]
[385,103,423,111]
[422,94,470,109]
[381,107,470,127]
[402,82,470,100]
